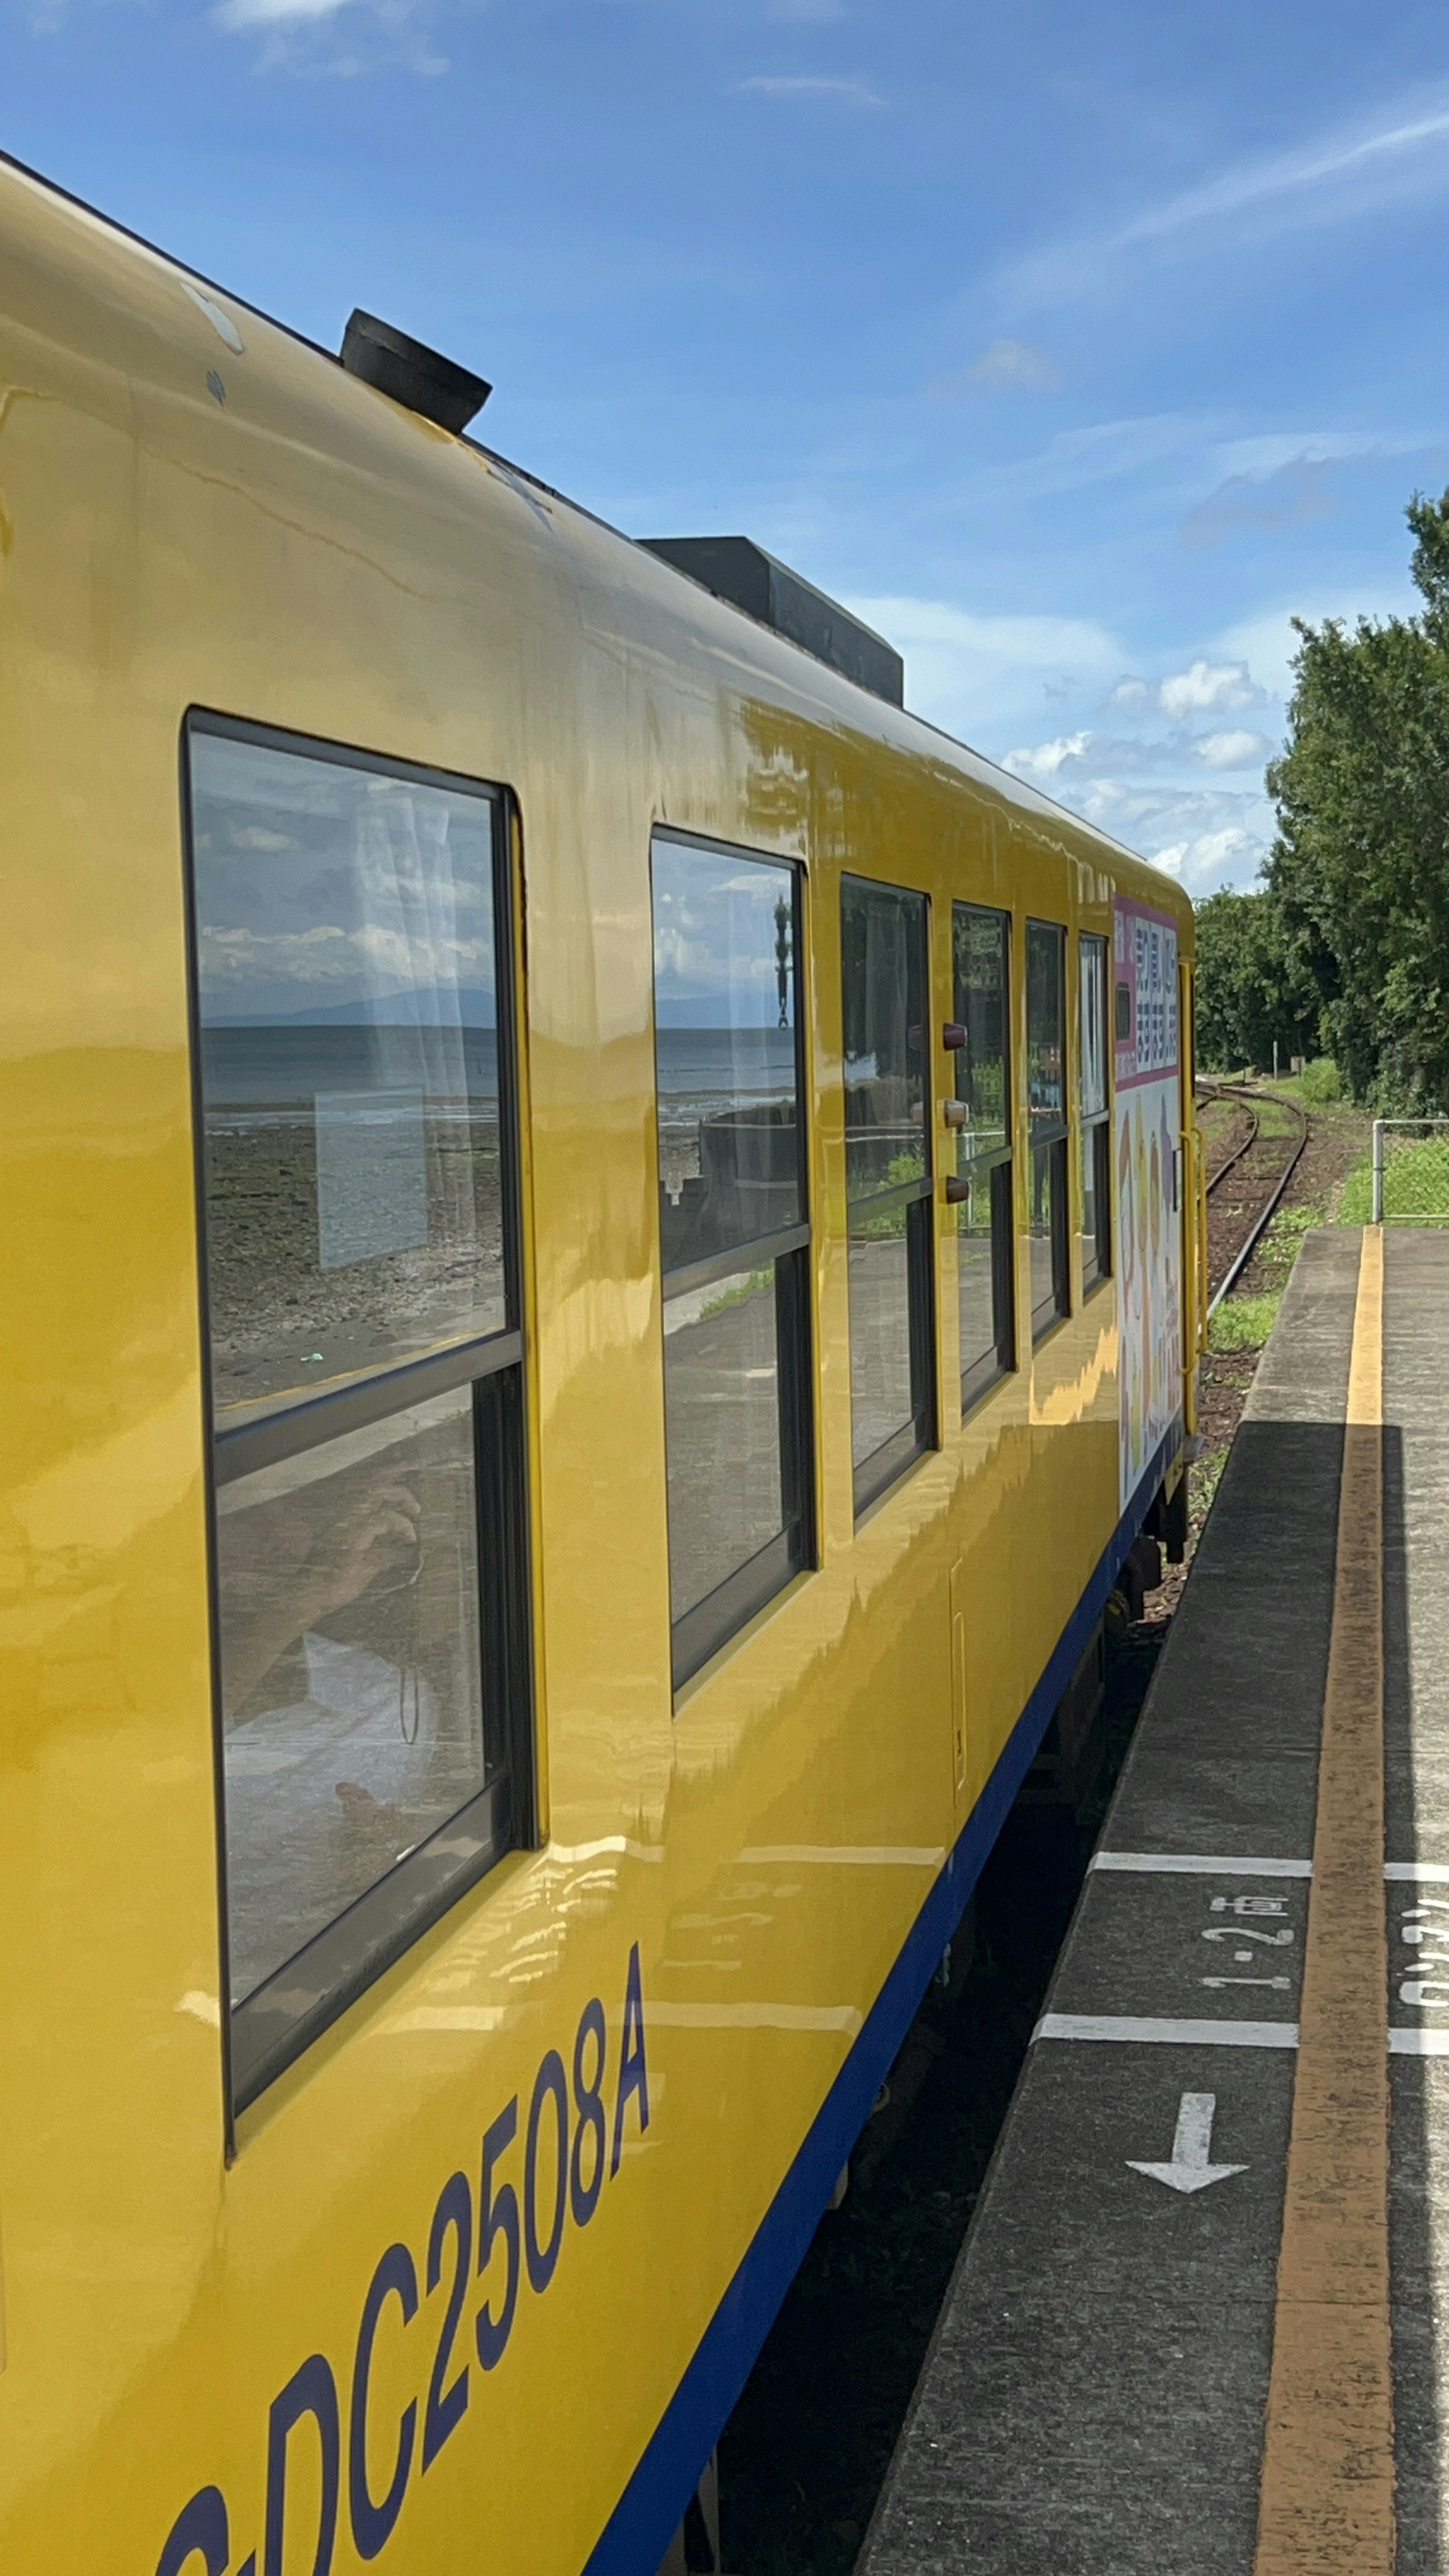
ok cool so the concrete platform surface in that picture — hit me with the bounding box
[859,1228,1449,2576]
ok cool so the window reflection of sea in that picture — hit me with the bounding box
[200,1025,499,1129]
[655,1026,796,1198]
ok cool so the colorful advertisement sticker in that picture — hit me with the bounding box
[1114,897,1182,1507]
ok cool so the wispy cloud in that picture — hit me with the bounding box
[1010,90,1449,302]
[216,0,351,23]
[845,593,1124,738]
[737,74,883,106]
[930,338,1063,399]
[1181,455,1340,550]
[212,0,445,69]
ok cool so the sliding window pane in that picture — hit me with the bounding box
[952,903,1014,1402]
[956,1176,994,1386]
[843,877,934,1508]
[217,1385,497,2006]
[189,734,505,1414]
[652,834,813,1684]
[1079,932,1111,1289]
[1026,921,1069,1335]
[663,1270,783,1621]
[653,842,803,1273]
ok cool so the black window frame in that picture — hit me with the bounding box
[951,901,1016,1414]
[1078,930,1112,1294]
[651,828,816,1695]
[1026,917,1071,1341]
[841,872,937,1518]
[182,709,536,2125]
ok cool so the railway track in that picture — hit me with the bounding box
[1197,1079,1310,1311]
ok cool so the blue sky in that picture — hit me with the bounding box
[5,0,1448,892]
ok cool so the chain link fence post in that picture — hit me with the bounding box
[1372,1120,1385,1226]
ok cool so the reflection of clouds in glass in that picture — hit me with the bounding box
[191,734,495,1020]
[200,925,496,999]
[652,840,793,1023]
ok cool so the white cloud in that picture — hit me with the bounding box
[1158,659,1264,718]
[1068,782,1274,892]
[1009,88,1449,303]
[846,594,1124,737]
[1003,724,1272,787]
[738,74,883,106]
[1195,729,1272,771]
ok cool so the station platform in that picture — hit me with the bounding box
[859,1227,1449,2574]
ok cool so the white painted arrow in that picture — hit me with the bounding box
[1126,2092,1247,2195]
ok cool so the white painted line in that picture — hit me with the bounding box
[1091,1852,1313,1878]
[1034,2012,1299,2048]
[1384,1862,1449,1883]
[1389,2028,1449,2055]
[1127,2091,1247,2194]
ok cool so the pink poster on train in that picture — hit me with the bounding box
[1114,897,1182,1507]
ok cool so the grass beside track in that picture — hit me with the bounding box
[1337,1132,1449,1225]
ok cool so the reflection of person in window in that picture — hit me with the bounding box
[220,1479,421,1713]
[218,1463,469,1997]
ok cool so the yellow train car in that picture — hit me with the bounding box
[0,153,1201,2576]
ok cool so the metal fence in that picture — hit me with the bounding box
[1371,1118,1449,1224]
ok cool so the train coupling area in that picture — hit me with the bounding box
[859,1228,1449,2575]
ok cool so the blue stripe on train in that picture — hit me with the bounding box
[582,1420,1181,2576]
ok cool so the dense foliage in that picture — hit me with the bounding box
[1261,489,1449,1108]
[1192,886,1317,1072]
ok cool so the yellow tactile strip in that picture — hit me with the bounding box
[1254,1226,1393,2572]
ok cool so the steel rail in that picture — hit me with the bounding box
[1196,1079,1261,1195]
[1206,1089,1309,1316]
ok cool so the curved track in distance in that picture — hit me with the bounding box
[1197,1080,1310,1311]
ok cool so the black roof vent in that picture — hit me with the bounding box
[340,309,491,435]
[640,534,903,706]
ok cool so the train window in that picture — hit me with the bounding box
[652,833,814,1690]
[952,903,1015,1410]
[841,875,936,1513]
[1026,920,1070,1338]
[185,714,532,2115]
[1079,933,1112,1292]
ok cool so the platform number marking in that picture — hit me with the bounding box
[1198,1892,1296,1993]
[1398,1897,1449,2005]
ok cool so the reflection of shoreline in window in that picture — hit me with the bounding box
[186,715,532,2115]
[953,903,1015,1407]
[843,875,935,1510]
[652,833,814,1690]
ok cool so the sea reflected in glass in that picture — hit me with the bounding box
[216,1386,489,2004]
[189,731,504,1414]
[662,1272,784,1621]
[652,840,801,1274]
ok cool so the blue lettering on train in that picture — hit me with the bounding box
[153,1947,649,2576]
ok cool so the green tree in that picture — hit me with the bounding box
[1193,886,1317,1072]
[1267,489,1449,1107]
